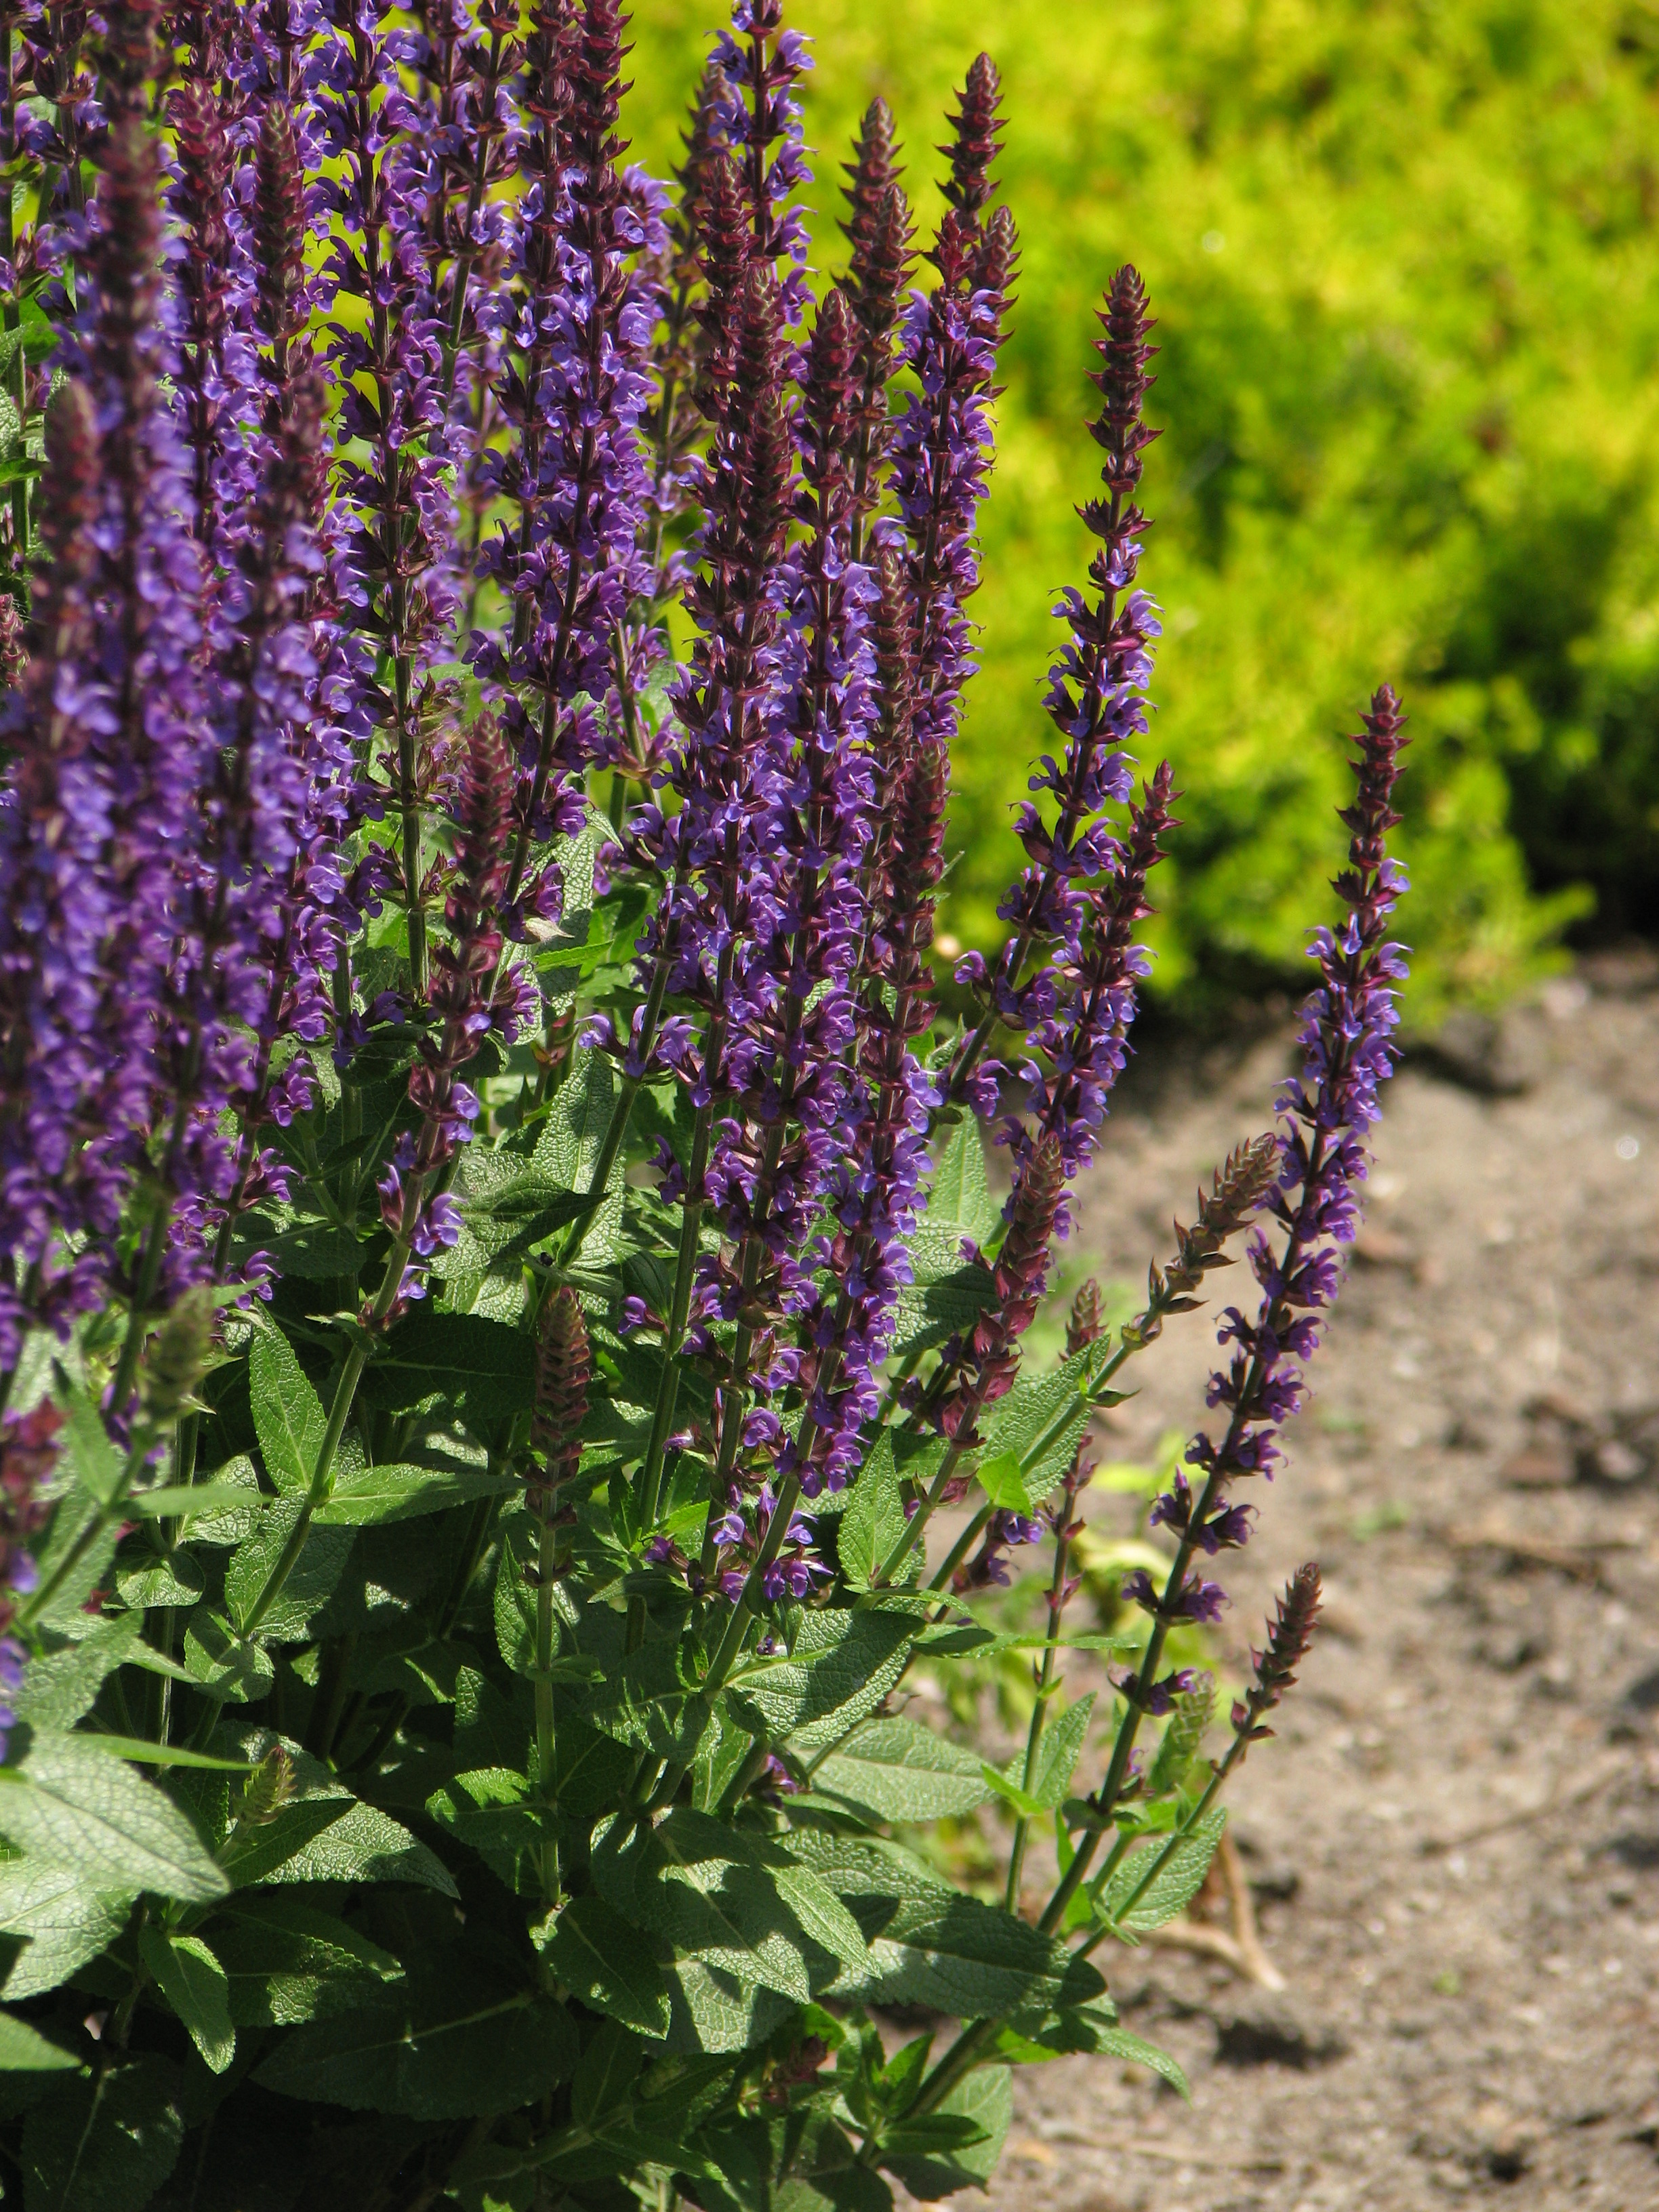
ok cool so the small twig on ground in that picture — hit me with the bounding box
[1420,1753,1629,1856]
[1036,2126,1287,2173]
[1443,1521,1639,1589]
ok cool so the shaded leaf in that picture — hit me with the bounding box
[211,1894,403,2027]
[0,1734,226,1904]
[314,1456,516,1527]
[0,2011,77,2070]
[138,1928,234,2074]
[536,1892,672,2040]
[836,1439,905,1591]
[253,1965,577,2120]
[20,2053,184,2212]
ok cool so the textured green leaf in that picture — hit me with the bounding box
[211,1894,403,2027]
[239,1215,364,1280]
[592,1809,863,2027]
[24,1501,117,1630]
[536,1893,672,2040]
[253,1966,577,2119]
[0,1735,226,1904]
[224,1502,354,1641]
[124,1476,264,1528]
[0,2011,77,2070]
[425,1767,542,1896]
[0,1861,130,2001]
[972,1450,1031,1514]
[727,1610,916,1755]
[114,1548,204,1609]
[811,1717,992,1825]
[181,1611,274,1703]
[836,1438,905,1591]
[20,2056,184,2212]
[138,1927,234,2073]
[359,1312,536,1419]
[1100,1809,1227,1936]
[569,2015,642,2127]
[314,1456,516,1526]
[907,1117,1002,1283]
[533,1050,617,1193]
[888,1264,996,1361]
[215,1731,458,1897]
[979,1347,1095,1504]
[58,1383,123,1507]
[10,1616,146,1733]
[783,1831,1105,2018]
[249,1328,327,1497]
[883,2066,1010,2202]
[1085,2024,1190,2097]
[1008,1692,1096,1814]
[173,1458,262,1546]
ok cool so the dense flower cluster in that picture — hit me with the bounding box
[0,12,1413,2192]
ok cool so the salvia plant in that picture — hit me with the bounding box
[0,1,1412,2207]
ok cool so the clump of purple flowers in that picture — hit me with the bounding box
[0,3,1416,2192]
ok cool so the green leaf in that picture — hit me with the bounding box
[253,1965,578,2120]
[836,1437,906,1591]
[726,1610,916,1755]
[124,1475,266,1530]
[811,1717,993,1825]
[58,1736,251,1772]
[9,1615,146,1733]
[533,1049,617,1193]
[20,2053,184,2212]
[592,1809,864,2019]
[138,1927,234,2074]
[1008,1692,1096,1814]
[0,1861,131,2001]
[0,1734,226,1904]
[1080,2023,1189,2098]
[569,2015,641,2127]
[972,1450,1030,1514]
[314,1456,516,1526]
[907,1118,1002,1282]
[170,1458,262,1546]
[887,1263,996,1362]
[979,1347,1096,1504]
[1099,1808,1227,1936]
[536,1893,672,2040]
[882,2066,1010,2202]
[978,1765,1047,1821]
[425,1767,542,1896]
[57,1383,123,1507]
[358,1313,536,1420]
[210,1894,403,2027]
[249,1327,327,1497]
[114,1548,204,1609]
[182,1611,274,1703]
[224,1502,355,1642]
[212,1731,457,1896]
[783,1831,1105,2019]
[237,1214,365,1281]
[0,2011,77,2070]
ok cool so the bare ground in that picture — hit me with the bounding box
[935,954,1659,2212]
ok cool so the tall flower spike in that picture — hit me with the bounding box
[1231,1563,1322,1753]
[531,1286,591,1504]
[882,62,1015,790]
[377,716,520,1311]
[710,0,812,319]
[951,264,1163,1122]
[1132,693,1410,1697]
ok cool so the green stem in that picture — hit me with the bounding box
[535,1503,558,1901]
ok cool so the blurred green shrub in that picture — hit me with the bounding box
[626,0,1659,1019]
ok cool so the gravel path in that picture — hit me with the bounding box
[958,956,1659,2212]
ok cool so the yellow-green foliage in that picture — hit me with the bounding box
[623,0,1659,1018]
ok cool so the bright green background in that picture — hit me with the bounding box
[621,0,1659,1019]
